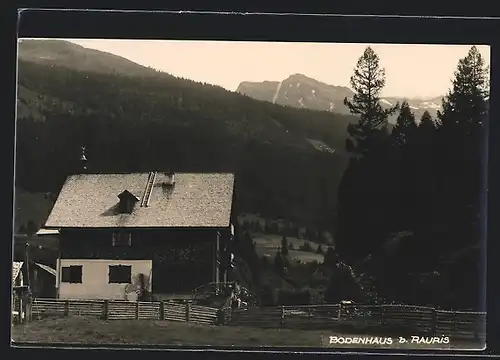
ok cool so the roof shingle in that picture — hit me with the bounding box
[44,172,235,228]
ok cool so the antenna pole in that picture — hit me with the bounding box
[80,145,88,172]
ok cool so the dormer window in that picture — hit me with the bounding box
[117,190,140,214]
[112,232,132,247]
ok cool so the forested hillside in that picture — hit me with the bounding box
[18,39,161,77]
[16,43,358,232]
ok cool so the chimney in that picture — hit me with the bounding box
[164,171,175,186]
[80,146,88,172]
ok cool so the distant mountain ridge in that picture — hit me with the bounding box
[18,39,161,77]
[237,74,443,124]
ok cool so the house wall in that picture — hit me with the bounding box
[56,259,152,300]
[58,228,232,296]
[59,228,224,259]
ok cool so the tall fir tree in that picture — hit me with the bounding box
[435,45,489,252]
[437,45,489,135]
[388,101,420,231]
[413,110,437,236]
[281,235,289,255]
[418,110,435,135]
[336,47,396,262]
[343,46,399,157]
[390,101,418,150]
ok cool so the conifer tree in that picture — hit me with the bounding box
[435,46,489,260]
[323,247,337,268]
[273,249,285,275]
[391,101,418,149]
[419,110,435,131]
[344,46,399,157]
[415,110,436,155]
[336,47,396,262]
[18,224,27,234]
[437,45,489,135]
[26,219,38,235]
[281,235,289,255]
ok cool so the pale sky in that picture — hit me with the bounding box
[67,39,490,99]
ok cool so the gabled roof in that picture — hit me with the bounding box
[36,229,60,236]
[118,190,140,202]
[44,172,235,228]
[12,262,23,283]
[35,263,56,277]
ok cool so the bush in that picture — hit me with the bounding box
[276,287,324,306]
[300,241,313,252]
[18,224,27,234]
[316,244,324,254]
[26,219,38,235]
[258,283,277,307]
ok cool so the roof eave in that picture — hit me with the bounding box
[44,224,232,231]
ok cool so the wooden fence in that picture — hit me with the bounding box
[30,299,486,341]
[225,304,486,341]
[32,298,219,325]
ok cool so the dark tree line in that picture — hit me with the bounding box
[336,46,489,310]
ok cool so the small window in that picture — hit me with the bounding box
[112,232,132,247]
[108,265,132,284]
[61,265,82,284]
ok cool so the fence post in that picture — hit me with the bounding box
[103,300,109,320]
[185,301,191,322]
[280,305,285,327]
[26,300,32,323]
[160,301,165,320]
[338,303,342,321]
[381,305,386,327]
[64,300,69,316]
[431,308,437,336]
[15,296,22,324]
[135,301,139,319]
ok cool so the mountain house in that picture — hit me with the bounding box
[40,171,236,301]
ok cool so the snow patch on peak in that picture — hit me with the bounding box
[311,89,316,97]
[298,97,305,107]
[409,106,419,110]
[380,99,392,106]
[329,102,335,111]
[422,102,441,110]
[272,81,283,104]
[296,82,301,89]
